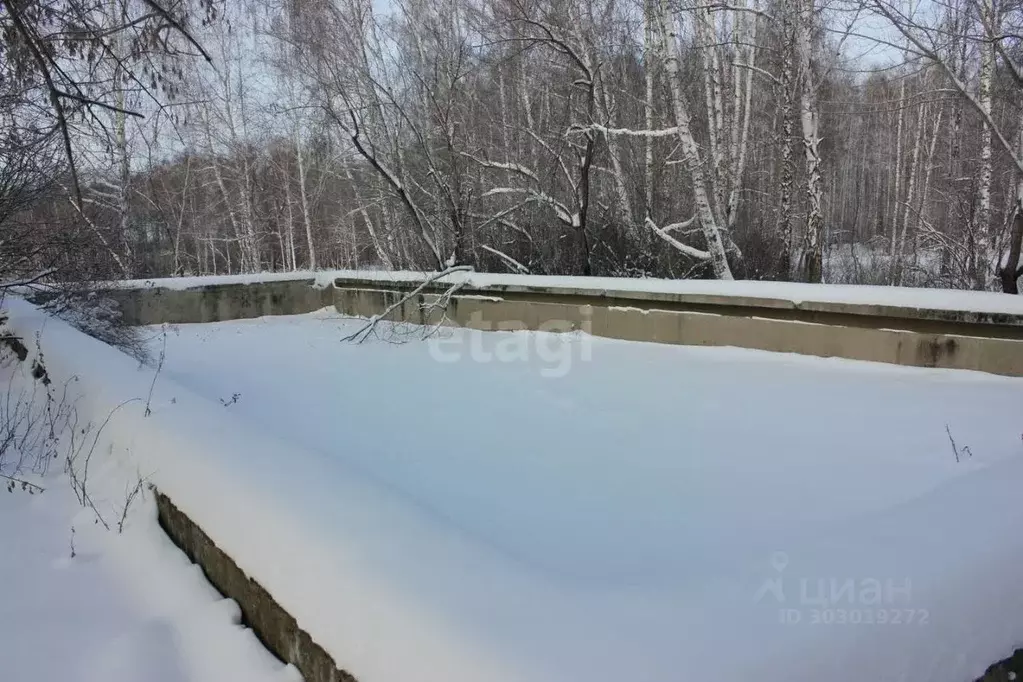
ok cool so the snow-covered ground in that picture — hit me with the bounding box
[0,327,297,682]
[5,299,1023,682]
[152,310,1023,682]
[0,489,297,682]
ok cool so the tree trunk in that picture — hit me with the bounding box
[654,0,733,279]
[644,0,657,218]
[1000,204,1023,294]
[890,79,906,258]
[697,4,726,226]
[294,134,318,270]
[975,29,994,289]
[727,2,757,234]
[776,2,796,277]
[797,0,823,283]
[1000,124,1023,294]
[894,99,926,285]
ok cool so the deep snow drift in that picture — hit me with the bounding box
[5,297,1023,682]
[0,314,297,682]
[150,309,1023,682]
[0,486,297,682]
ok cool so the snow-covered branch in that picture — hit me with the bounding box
[464,155,542,185]
[644,216,711,261]
[481,187,575,227]
[578,124,681,138]
[341,265,474,344]
[479,244,530,274]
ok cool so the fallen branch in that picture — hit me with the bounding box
[341,266,473,344]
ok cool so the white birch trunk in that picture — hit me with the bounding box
[914,106,943,273]
[797,0,823,282]
[975,16,994,289]
[596,79,638,236]
[294,133,318,270]
[727,4,758,232]
[644,0,657,217]
[890,79,906,255]
[346,165,392,269]
[777,0,796,274]
[894,100,926,284]
[654,0,733,279]
[283,174,298,271]
[696,5,726,225]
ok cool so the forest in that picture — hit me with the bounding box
[3,0,1023,292]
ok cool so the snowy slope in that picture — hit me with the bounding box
[0,490,297,682]
[0,340,296,682]
[114,268,1023,316]
[6,299,1023,682]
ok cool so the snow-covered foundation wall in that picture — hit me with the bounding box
[102,275,333,325]
[3,298,358,682]
[10,291,1023,682]
[107,270,1023,376]
[154,492,355,682]
[331,277,1023,376]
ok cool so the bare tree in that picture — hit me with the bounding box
[864,0,1023,292]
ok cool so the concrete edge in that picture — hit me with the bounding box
[331,276,1023,330]
[332,279,1023,341]
[154,490,357,682]
[95,280,335,326]
[331,287,1023,376]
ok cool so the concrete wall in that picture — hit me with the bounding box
[105,279,333,326]
[102,277,1023,682]
[332,284,1023,377]
[155,491,356,682]
[101,275,1023,376]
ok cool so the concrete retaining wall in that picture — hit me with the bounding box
[155,491,355,682]
[101,274,1023,376]
[95,275,1023,681]
[331,280,1023,377]
[106,279,333,325]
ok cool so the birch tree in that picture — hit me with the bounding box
[470,0,607,275]
[646,0,734,279]
[866,0,1023,292]
[13,0,1023,293]
[285,0,483,270]
[796,0,824,282]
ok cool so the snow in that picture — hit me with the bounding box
[112,269,352,291]
[0,348,296,682]
[5,299,1023,682]
[114,268,1023,317]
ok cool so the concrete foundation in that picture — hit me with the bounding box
[96,276,1023,682]
[331,281,1023,377]
[105,279,333,325]
[99,274,1023,377]
[155,491,355,682]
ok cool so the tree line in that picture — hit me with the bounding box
[4,0,1023,292]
